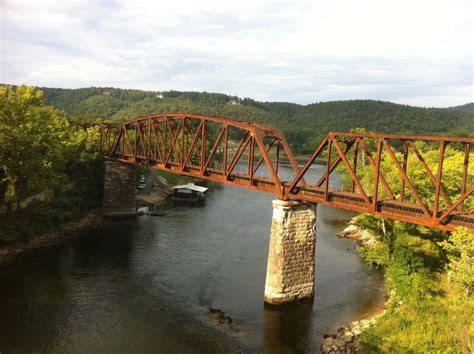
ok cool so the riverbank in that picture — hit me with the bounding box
[0,210,105,267]
[321,310,386,353]
[332,216,474,352]
[337,218,379,246]
[319,219,387,353]
[0,178,172,267]
[136,189,169,207]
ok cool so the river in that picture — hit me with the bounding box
[0,164,385,353]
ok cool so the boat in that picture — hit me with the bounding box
[172,183,208,202]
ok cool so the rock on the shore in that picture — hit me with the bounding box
[321,311,386,353]
[343,333,354,343]
[337,217,378,246]
[334,338,346,348]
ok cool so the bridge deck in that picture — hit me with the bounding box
[80,114,473,232]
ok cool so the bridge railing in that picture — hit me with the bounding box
[283,132,473,230]
[77,116,473,232]
[103,114,303,196]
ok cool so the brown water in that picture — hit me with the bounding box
[0,165,385,353]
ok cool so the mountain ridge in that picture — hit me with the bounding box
[24,85,474,153]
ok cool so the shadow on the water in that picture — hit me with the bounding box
[263,300,315,352]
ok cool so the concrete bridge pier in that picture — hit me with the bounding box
[103,161,136,217]
[264,199,317,305]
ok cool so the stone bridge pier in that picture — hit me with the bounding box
[264,200,317,305]
[103,161,136,217]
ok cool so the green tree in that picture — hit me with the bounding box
[0,85,98,211]
[439,228,474,294]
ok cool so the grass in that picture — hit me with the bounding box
[353,217,474,353]
[361,277,473,353]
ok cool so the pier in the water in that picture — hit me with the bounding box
[265,200,317,305]
[103,161,136,218]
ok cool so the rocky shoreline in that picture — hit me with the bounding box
[0,210,105,266]
[321,312,385,353]
[319,218,386,353]
[337,219,379,246]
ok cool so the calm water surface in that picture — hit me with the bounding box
[0,165,385,353]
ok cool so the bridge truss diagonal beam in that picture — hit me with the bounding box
[78,115,474,232]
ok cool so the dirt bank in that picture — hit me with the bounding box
[0,210,105,267]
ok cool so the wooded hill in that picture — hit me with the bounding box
[40,86,473,154]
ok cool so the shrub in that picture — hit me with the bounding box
[439,228,474,294]
[386,244,438,301]
[358,242,390,268]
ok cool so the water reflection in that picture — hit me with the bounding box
[0,164,384,353]
[263,301,314,352]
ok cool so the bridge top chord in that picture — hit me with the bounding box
[77,114,473,232]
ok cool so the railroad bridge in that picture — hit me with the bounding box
[80,114,473,305]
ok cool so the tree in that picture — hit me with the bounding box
[0,85,98,211]
[439,228,474,294]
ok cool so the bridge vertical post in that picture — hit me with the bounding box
[264,200,317,305]
[103,161,136,218]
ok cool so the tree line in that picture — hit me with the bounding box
[40,86,474,155]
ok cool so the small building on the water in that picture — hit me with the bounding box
[172,183,208,201]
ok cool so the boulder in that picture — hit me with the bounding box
[322,337,334,346]
[209,308,225,321]
[350,321,360,327]
[334,338,346,348]
[343,333,354,343]
[321,344,332,353]
[337,224,359,238]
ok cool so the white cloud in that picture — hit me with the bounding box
[1,0,472,107]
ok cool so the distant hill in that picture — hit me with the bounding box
[449,102,474,111]
[39,86,474,154]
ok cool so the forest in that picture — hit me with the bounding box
[40,86,474,154]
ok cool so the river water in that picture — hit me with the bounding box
[0,164,385,353]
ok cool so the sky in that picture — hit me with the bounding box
[1,0,473,107]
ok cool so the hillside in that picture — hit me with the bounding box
[449,102,474,111]
[40,86,473,154]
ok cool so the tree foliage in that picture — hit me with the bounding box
[38,86,474,154]
[342,129,474,351]
[338,129,474,211]
[0,85,99,208]
[439,228,474,294]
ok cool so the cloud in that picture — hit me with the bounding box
[1,0,472,107]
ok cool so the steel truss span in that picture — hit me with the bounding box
[79,114,473,232]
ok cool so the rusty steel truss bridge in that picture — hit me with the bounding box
[79,114,473,232]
